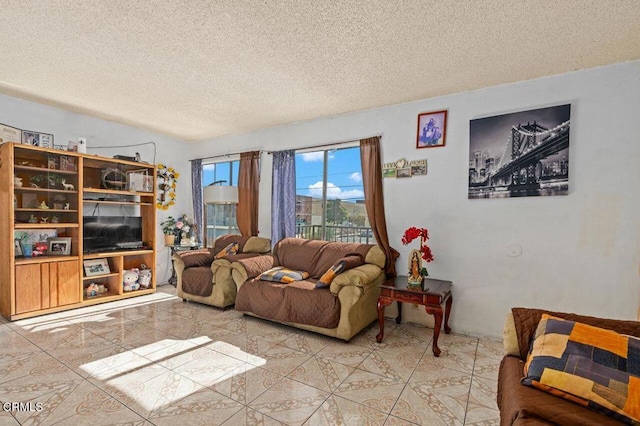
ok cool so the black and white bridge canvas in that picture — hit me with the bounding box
[468,104,570,199]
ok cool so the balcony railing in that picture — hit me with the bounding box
[296,224,375,244]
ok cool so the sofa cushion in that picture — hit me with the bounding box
[177,249,214,268]
[316,254,364,289]
[258,267,310,284]
[498,356,622,426]
[523,314,640,424]
[215,242,238,259]
[235,278,341,329]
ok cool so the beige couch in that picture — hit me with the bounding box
[174,235,270,308]
[230,237,386,341]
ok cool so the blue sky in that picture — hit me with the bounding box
[202,146,364,202]
[295,146,364,202]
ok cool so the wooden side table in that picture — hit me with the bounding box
[376,276,453,357]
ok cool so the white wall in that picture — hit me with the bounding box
[189,60,640,337]
[0,94,192,284]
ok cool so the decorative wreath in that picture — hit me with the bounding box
[156,163,179,210]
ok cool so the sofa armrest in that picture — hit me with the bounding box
[173,249,214,269]
[503,312,520,357]
[231,255,276,288]
[329,264,384,295]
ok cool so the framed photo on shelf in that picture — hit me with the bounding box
[21,130,54,148]
[1,123,22,145]
[83,258,110,277]
[48,237,72,255]
[67,140,79,152]
[60,156,76,172]
[416,110,447,149]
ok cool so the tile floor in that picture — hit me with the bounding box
[0,285,502,425]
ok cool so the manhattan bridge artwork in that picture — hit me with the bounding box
[468,104,570,199]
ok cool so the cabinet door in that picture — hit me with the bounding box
[55,260,80,306]
[15,261,80,314]
[15,264,44,314]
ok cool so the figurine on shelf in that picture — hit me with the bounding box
[39,217,49,223]
[61,179,74,191]
[14,175,22,187]
[63,203,70,210]
[51,215,60,223]
[28,214,38,223]
[38,201,50,209]
[30,183,39,188]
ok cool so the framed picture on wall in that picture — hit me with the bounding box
[416,110,448,149]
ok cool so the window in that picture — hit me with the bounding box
[295,146,373,243]
[203,160,239,246]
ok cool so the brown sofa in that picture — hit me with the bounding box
[498,307,640,425]
[230,238,386,341]
[173,235,270,308]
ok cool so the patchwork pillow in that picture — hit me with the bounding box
[214,242,239,259]
[316,254,364,289]
[523,314,640,424]
[258,267,309,284]
[177,249,214,268]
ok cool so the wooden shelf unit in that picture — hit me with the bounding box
[0,143,157,320]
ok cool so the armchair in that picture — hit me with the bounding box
[174,234,270,308]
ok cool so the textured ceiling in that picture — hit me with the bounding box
[0,1,639,142]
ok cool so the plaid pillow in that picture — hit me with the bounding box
[523,314,640,424]
[214,242,239,259]
[316,254,364,289]
[258,267,309,284]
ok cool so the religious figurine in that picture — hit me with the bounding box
[407,249,423,287]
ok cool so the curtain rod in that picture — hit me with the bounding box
[190,150,262,162]
[266,133,382,154]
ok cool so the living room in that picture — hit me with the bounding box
[1,2,639,425]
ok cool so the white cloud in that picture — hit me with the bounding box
[350,172,362,182]
[300,152,323,162]
[308,181,364,200]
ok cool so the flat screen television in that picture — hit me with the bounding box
[83,216,143,253]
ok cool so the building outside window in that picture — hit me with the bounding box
[202,160,239,246]
[295,146,373,243]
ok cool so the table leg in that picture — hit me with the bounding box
[396,301,402,324]
[444,294,452,334]
[376,297,392,343]
[425,306,444,357]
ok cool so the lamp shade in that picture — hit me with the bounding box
[204,185,238,204]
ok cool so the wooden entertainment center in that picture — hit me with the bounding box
[0,143,157,320]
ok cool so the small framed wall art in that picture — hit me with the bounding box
[417,110,447,148]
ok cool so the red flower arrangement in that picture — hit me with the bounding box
[401,227,434,262]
